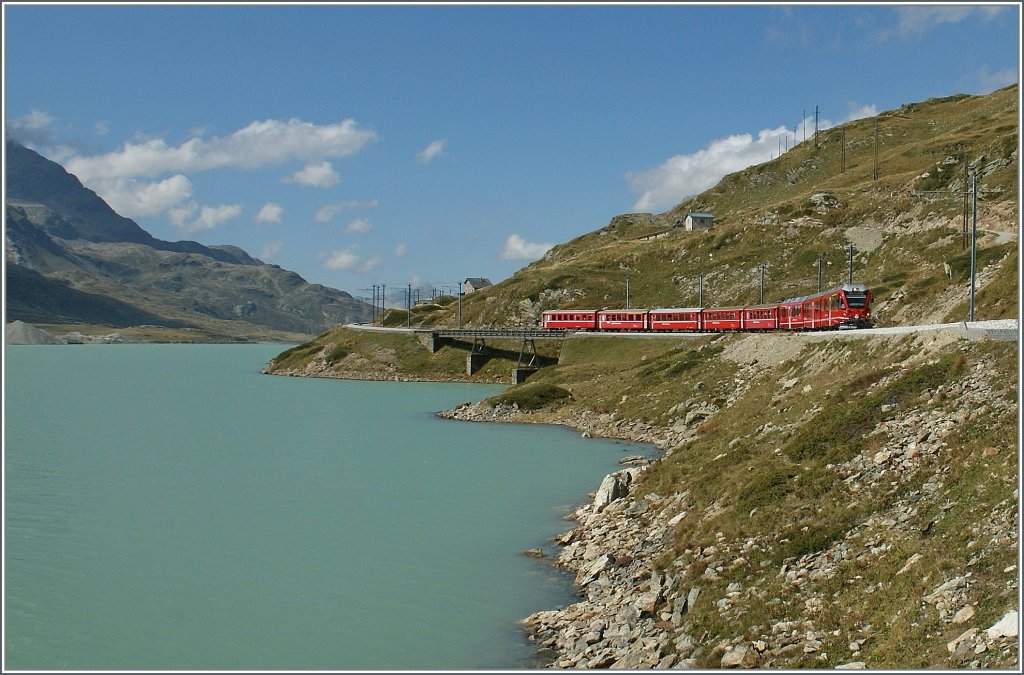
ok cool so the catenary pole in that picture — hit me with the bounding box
[969,173,978,321]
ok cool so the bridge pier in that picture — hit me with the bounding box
[467,352,490,375]
[427,332,445,353]
[514,367,539,384]
[467,336,489,375]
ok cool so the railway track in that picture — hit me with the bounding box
[346,319,1017,342]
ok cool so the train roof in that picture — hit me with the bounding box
[780,282,869,304]
[541,308,598,313]
[649,307,703,313]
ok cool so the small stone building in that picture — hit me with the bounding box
[684,212,714,231]
[463,277,493,294]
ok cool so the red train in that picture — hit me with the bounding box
[541,283,873,333]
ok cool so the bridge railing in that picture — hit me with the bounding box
[422,328,568,339]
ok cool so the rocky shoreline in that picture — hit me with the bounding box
[438,373,1019,669]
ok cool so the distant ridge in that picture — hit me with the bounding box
[4,141,373,339]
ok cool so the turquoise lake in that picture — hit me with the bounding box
[3,344,652,670]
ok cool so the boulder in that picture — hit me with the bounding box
[985,610,1018,639]
[721,643,758,668]
[593,469,638,512]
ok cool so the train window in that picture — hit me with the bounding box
[845,291,868,307]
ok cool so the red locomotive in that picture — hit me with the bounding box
[541,283,873,333]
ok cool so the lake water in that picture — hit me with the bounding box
[3,344,652,670]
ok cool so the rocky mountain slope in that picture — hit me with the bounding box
[403,84,1017,332]
[261,84,1019,670]
[4,141,372,341]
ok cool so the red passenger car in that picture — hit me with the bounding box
[701,307,744,331]
[741,305,779,331]
[597,309,648,331]
[542,309,598,331]
[647,308,702,332]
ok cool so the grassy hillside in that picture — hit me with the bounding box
[430,84,1017,331]
[514,329,1017,669]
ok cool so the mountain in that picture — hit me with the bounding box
[4,141,373,340]
[399,84,1018,331]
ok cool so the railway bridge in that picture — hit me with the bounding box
[421,328,569,382]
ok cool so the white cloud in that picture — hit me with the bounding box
[255,202,283,225]
[969,66,1019,94]
[58,118,376,221]
[15,109,55,130]
[344,217,373,235]
[315,199,379,224]
[66,118,376,180]
[173,203,243,236]
[260,241,283,261]
[359,255,382,273]
[8,109,60,147]
[322,246,382,273]
[94,121,110,136]
[285,161,340,188]
[879,6,1007,40]
[394,243,408,257]
[101,175,194,218]
[627,127,789,212]
[626,106,877,213]
[340,198,380,210]
[315,204,344,223]
[500,234,553,261]
[416,138,447,164]
[843,103,877,122]
[324,245,361,270]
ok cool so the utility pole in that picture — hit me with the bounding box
[872,119,879,180]
[457,283,463,329]
[814,105,819,149]
[406,283,412,328]
[698,273,704,307]
[359,287,373,323]
[962,162,970,250]
[759,264,766,304]
[847,244,855,283]
[817,256,823,292]
[840,129,846,173]
[625,273,630,309]
[969,172,978,322]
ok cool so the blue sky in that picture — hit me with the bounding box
[4,2,1020,304]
